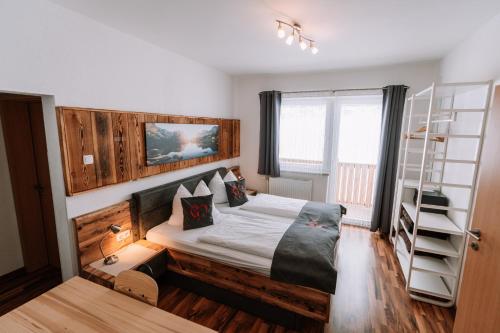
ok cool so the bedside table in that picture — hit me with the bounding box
[246,189,258,196]
[82,240,167,289]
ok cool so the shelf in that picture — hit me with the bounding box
[396,234,457,281]
[432,158,477,165]
[406,133,480,141]
[408,271,453,300]
[403,179,440,191]
[406,148,442,155]
[399,218,413,241]
[424,182,472,189]
[392,81,492,307]
[412,255,457,277]
[401,202,463,235]
[433,108,486,114]
[405,133,445,142]
[415,236,460,257]
[395,236,409,281]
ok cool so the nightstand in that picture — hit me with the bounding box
[82,240,167,289]
[246,189,258,196]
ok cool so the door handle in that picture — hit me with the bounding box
[466,228,481,241]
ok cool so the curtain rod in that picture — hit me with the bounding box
[282,87,382,94]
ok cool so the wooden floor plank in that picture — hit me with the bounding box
[0,266,61,316]
[155,226,455,332]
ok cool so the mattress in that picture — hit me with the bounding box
[147,202,339,278]
[146,214,280,276]
[215,202,295,224]
[240,193,307,219]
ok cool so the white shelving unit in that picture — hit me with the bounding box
[390,81,492,307]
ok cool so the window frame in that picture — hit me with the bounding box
[278,96,335,175]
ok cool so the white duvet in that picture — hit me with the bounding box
[240,193,307,219]
[198,214,290,259]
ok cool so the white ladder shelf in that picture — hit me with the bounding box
[390,81,493,307]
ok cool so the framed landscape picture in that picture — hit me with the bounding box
[145,123,219,166]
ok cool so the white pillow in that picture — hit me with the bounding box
[194,180,211,196]
[209,171,238,204]
[224,170,238,182]
[169,184,192,227]
[194,180,220,218]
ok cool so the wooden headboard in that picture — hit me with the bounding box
[132,167,228,239]
[73,201,135,272]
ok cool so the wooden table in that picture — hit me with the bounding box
[0,276,215,333]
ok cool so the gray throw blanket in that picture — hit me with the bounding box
[270,201,342,294]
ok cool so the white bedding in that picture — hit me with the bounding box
[239,193,307,219]
[146,213,291,276]
[146,210,339,277]
[197,215,290,259]
[215,202,295,224]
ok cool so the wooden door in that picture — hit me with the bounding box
[453,86,500,332]
[0,99,59,272]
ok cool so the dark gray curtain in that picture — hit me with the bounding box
[370,85,408,234]
[258,91,281,177]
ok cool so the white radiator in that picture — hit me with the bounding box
[268,177,313,200]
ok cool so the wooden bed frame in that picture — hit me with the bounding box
[131,167,332,322]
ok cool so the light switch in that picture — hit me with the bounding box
[83,155,94,165]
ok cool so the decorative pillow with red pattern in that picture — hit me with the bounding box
[181,194,214,230]
[224,180,248,207]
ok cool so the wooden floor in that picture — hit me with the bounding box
[0,265,61,316]
[158,226,455,333]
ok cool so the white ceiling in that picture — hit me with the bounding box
[48,0,500,75]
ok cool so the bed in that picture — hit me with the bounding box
[132,167,340,322]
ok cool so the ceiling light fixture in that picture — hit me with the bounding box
[277,22,286,39]
[285,29,295,45]
[310,41,319,55]
[276,20,318,55]
[299,37,308,50]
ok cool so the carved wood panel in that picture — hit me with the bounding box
[58,108,97,193]
[232,120,240,157]
[57,107,240,195]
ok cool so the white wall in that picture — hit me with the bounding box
[0,0,235,279]
[233,61,440,200]
[438,13,500,300]
[440,12,500,83]
[0,116,24,276]
[438,10,500,230]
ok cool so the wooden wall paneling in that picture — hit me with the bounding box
[57,106,240,194]
[73,201,133,269]
[220,119,233,160]
[59,108,97,193]
[111,112,131,183]
[128,113,145,180]
[143,114,162,177]
[232,120,240,157]
[91,111,117,187]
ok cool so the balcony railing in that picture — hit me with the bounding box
[335,162,376,207]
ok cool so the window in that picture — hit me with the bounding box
[279,96,332,174]
[336,95,383,164]
[278,93,382,175]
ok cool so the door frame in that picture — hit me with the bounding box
[0,94,60,272]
